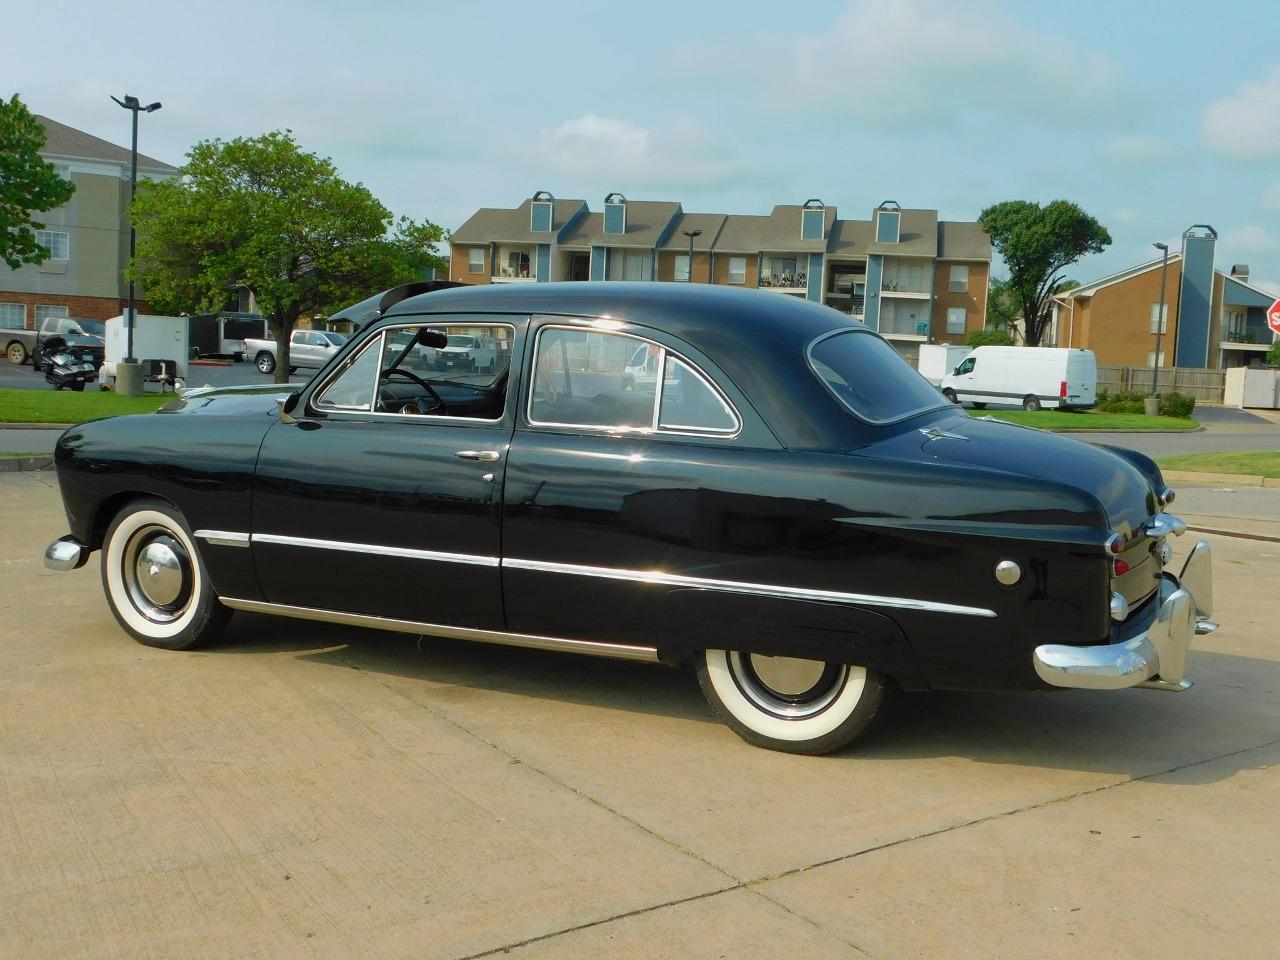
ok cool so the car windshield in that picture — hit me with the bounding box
[76,319,105,337]
[446,336,475,348]
[808,329,950,424]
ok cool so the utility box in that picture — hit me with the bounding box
[1225,367,1280,409]
[104,313,190,381]
[916,343,972,385]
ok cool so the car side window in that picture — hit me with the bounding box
[291,330,307,345]
[528,326,739,436]
[313,337,381,410]
[310,333,329,347]
[956,357,976,375]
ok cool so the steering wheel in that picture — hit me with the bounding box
[381,368,448,415]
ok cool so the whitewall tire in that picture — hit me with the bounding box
[696,650,887,754]
[101,499,230,650]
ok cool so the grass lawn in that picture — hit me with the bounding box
[968,409,1200,431]
[0,388,170,425]
[1157,450,1280,478]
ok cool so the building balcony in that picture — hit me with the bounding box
[1220,339,1271,352]
[879,316,930,339]
[759,271,808,292]
[880,278,930,298]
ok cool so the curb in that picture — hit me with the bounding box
[1046,425,1205,435]
[1162,469,1280,488]
[0,454,53,472]
[0,422,75,430]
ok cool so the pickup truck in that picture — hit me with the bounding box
[5,317,105,366]
[242,329,347,375]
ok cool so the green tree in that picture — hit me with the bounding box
[984,277,1020,333]
[966,328,1015,348]
[129,131,445,382]
[0,94,76,269]
[979,200,1110,347]
[1267,341,1280,367]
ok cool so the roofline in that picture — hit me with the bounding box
[1060,253,1184,298]
[41,149,178,174]
[1219,271,1279,302]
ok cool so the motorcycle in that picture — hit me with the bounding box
[32,335,99,391]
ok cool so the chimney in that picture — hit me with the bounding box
[1230,264,1249,281]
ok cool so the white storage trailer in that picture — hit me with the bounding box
[939,346,1097,411]
[103,313,190,382]
[916,343,972,386]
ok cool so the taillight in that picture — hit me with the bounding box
[1060,380,1068,398]
[1113,558,1131,576]
[1105,533,1126,555]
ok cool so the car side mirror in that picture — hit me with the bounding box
[416,329,447,348]
[279,391,301,423]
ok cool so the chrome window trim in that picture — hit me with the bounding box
[312,331,385,412]
[806,328,952,427]
[657,353,740,435]
[217,597,660,663]
[193,529,251,548]
[503,557,996,618]
[527,323,742,439]
[252,532,500,567]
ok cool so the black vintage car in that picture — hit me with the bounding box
[44,282,1216,754]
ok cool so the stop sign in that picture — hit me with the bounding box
[1269,299,1280,336]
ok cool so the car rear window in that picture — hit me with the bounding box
[808,330,949,424]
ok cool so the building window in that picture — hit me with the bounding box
[949,265,969,293]
[623,254,649,281]
[875,210,900,244]
[467,248,484,274]
[801,207,825,242]
[882,259,927,294]
[503,251,531,279]
[1149,303,1168,333]
[1147,350,1166,367]
[946,307,967,334]
[35,305,70,326]
[36,230,69,260]
[728,256,747,284]
[0,303,25,330]
[674,254,690,282]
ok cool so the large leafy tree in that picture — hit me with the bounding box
[979,201,1110,346]
[130,131,445,382]
[0,94,76,269]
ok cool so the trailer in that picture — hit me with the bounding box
[188,313,267,361]
[103,313,190,383]
[917,343,972,385]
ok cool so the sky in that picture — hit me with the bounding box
[7,0,1280,292]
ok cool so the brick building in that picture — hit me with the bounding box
[449,192,991,361]
[0,115,178,335]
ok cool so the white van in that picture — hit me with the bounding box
[939,346,1097,411]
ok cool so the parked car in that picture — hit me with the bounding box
[940,346,1097,411]
[433,334,495,372]
[5,316,105,367]
[43,282,1215,755]
[242,329,346,375]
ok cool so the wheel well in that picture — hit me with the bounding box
[256,350,273,361]
[89,492,176,550]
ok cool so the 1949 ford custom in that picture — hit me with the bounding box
[44,282,1217,754]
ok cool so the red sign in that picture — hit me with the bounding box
[1269,299,1280,336]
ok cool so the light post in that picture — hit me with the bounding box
[111,94,161,395]
[681,228,702,282]
[1151,242,1169,396]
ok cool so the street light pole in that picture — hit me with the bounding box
[681,229,702,282]
[111,94,161,391]
[1151,242,1169,395]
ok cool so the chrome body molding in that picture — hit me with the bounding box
[502,557,998,618]
[216,597,660,663]
[1034,537,1214,692]
[1147,513,1187,539]
[44,537,88,571]
[251,533,500,568]
[193,529,251,548]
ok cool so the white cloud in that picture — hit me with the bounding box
[676,0,1134,128]
[1263,182,1280,216]
[1220,224,1280,256]
[534,113,736,188]
[1100,135,1173,167]
[1202,66,1280,161]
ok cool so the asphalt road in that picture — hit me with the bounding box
[2,470,1278,958]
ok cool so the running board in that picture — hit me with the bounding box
[217,596,661,663]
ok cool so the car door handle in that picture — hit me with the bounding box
[455,449,501,462]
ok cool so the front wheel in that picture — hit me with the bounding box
[256,352,276,375]
[101,498,230,650]
[1022,395,1042,412]
[942,388,958,403]
[69,381,86,392]
[971,401,987,410]
[6,341,27,364]
[696,650,887,754]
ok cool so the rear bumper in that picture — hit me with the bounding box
[1033,538,1215,692]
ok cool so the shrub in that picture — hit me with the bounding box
[1159,391,1196,418]
[1268,342,1280,367]
[1097,389,1148,414]
[966,328,1015,347]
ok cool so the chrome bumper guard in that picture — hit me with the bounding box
[1034,537,1216,693]
[44,536,89,572]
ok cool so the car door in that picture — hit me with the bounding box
[290,330,316,367]
[952,355,977,399]
[251,315,526,629]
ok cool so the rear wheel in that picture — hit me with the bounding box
[69,381,85,392]
[971,401,987,410]
[696,650,887,754]
[100,498,230,650]
[6,341,27,364]
[942,388,958,403]
[256,352,276,375]
[1022,395,1042,412]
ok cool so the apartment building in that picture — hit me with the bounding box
[1049,225,1278,369]
[0,116,179,335]
[450,192,991,358]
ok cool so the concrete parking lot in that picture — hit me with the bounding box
[1,470,1278,959]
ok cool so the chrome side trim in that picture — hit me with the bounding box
[502,557,998,618]
[217,597,659,663]
[194,529,251,548]
[251,533,500,567]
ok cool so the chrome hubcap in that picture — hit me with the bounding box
[728,652,848,719]
[123,527,193,623]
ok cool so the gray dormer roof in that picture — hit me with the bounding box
[451,197,587,245]
[557,200,681,249]
[37,115,178,174]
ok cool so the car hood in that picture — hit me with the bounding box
[882,412,1158,535]
[158,383,295,418]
